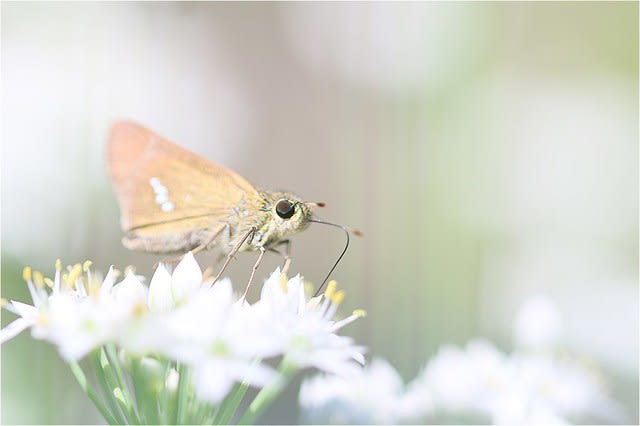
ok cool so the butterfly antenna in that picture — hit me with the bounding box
[310,219,353,297]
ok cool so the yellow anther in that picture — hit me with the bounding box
[280,274,288,293]
[112,269,122,279]
[352,309,367,318]
[303,281,314,296]
[324,280,337,299]
[124,265,136,276]
[33,271,45,288]
[331,290,345,305]
[35,312,51,327]
[67,264,82,286]
[132,303,147,317]
[88,281,101,298]
[22,266,32,282]
[44,278,55,288]
[55,259,62,272]
[82,260,93,272]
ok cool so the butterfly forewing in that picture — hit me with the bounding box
[108,121,261,237]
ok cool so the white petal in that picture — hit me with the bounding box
[308,354,364,378]
[148,264,174,311]
[100,266,116,295]
[226,360,278,387]
[206,277,233,302]
[165,368,179,391]
[259,268,283,301]
[0,317,32,343]
[352,350,367,366]
[56,332,105,361]
[514,296,562,349]
[171,252,202,301]
[114,272,147,306]
[10,301,38,319]
[193,360,235,402]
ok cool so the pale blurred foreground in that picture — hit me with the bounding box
[301,297,626,424]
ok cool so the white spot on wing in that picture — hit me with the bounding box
[149,177,175,213]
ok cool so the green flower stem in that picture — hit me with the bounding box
[69,361,119,425]
[175,363,190,424]
[158,363,178,425]
[202,404,218,425]
[105,344,142,425]
[194,399,215,425]
[98,348,137,425]
[131,359,159,425]
[113,387,138,425]
[89,350,126,424]
[182,384,198,424]
[216,381,250,425]
[216,357,263,425]
[238,361,299,425]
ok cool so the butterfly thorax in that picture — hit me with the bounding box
[223,191,313,253]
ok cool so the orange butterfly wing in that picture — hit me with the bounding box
[108,121,260,241]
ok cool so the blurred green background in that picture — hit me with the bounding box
[1,2,637,424]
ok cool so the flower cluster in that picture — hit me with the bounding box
[407,339,623,424]
[1,253,365,423]
[299,299,624,425]
[300,357,423,424]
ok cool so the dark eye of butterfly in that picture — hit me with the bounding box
[276,200,295,219]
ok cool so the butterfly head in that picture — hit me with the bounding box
[249,191,323,248]
[269,192,314,233]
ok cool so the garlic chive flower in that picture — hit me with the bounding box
[1,253,366,423]
[299,299,624,425]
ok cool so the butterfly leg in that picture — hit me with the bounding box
[211,227,256,285]
[268,239,291,275]
[241,246,266,303]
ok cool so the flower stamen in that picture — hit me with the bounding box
[22,266,32,282]
[67,264,82,289]
[33,271,45,288]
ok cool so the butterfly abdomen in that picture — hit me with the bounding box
[123,223,226,254]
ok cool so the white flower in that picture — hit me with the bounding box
[300,357,428,424]
[1,262,137,360]
[252,269,366,377]
[159,278,277,403]
[1,254,368,407]
[1,266,57,344]
[497,352,623,424]
[514,296,563,350]
[407,338,623,424]
[414,338,508,415]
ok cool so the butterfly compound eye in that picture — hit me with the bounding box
[276,200,295,219]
